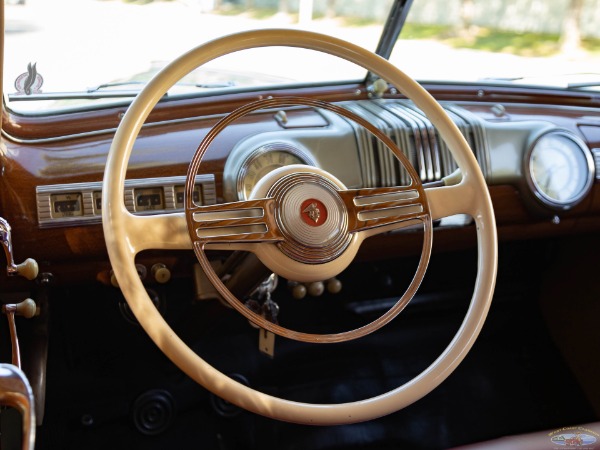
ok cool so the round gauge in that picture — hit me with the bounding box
[526,130,594,209]
[237,143,316,200]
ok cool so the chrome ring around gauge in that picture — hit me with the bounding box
[236,142,317,200]
[525,130,595,210]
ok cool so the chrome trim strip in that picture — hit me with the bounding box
[382,102,427,181]
[360,101,402,186]
[353,189,419,206]
[193,207,264,222]
[352,102,394,186]
[2,105,312,145]
[593,148,600,180]
[357,203,423,221]
[1,114,221,145]
[445,104,490,179]
[342,103,377,188]
[36,174,216,228]
[402,101,442,181]
[442,107,473,171]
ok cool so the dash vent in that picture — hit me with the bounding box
[341,100,489,187]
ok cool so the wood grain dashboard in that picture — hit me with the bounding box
[1,83,600,288]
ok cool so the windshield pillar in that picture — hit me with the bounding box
[369,0,414,83]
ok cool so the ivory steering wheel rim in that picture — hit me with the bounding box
[102,29,497,425]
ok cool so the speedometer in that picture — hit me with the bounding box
[237,143,316,200]
[526,130,594,210]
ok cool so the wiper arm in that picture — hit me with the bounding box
[8,79,237,102]
[8,90,144,101]
[9,80,147,101]
[86,81,147,92]
[479,76,525,82]
[87,80,236,92]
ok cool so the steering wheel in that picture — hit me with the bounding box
[103,29,497,425]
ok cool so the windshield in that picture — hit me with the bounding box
[392,0,600,89]
[4,0,600,115]
[4,0,392,114]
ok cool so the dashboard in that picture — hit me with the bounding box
[2,87,600,288]
[1,82,600,449]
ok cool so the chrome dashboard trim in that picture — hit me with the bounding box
[592,148,600,180]
[1,105,313,144]
[340,100,488,187]
[36,174,216,228]
[235,141,318,200]
[524,129,595,210]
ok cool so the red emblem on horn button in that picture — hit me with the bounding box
[300,199,328,227]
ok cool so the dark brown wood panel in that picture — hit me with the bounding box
[2,84,368,140]
[2,84,600,290]
[2,182,596,291]
[5,82,600,141]
[424,84,600,108]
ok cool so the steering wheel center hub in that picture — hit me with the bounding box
[268,172,350,264]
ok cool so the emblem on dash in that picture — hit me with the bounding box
[14,62,44,95]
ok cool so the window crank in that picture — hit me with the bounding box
[0,217,39,280]
[2,299,38,369]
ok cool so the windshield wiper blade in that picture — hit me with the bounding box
[87,81,147,92]
[87,80,236,93]
[567,81,600,89]
[193,81,236,88]
[7,90,146,101]
[480,76,525,82]
[8,78,237,102]
[8,81,147,101]
[481,74,600,89]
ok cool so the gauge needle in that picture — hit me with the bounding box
[539,164,561,193]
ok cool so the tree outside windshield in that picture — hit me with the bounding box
[394,0,600,86]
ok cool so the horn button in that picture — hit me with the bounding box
[267,172,351,264]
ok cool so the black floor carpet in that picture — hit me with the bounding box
[34,240,597,449]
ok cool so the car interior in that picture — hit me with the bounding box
[0,0,599,449]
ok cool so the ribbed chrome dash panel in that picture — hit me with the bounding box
[340,100,489,187]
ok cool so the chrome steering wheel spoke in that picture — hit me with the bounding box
[342,185,428,237]
[183,96,434,350]
[189,198,283,247]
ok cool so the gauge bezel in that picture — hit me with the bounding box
[525,130,595,210]
[236,142,317,200]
